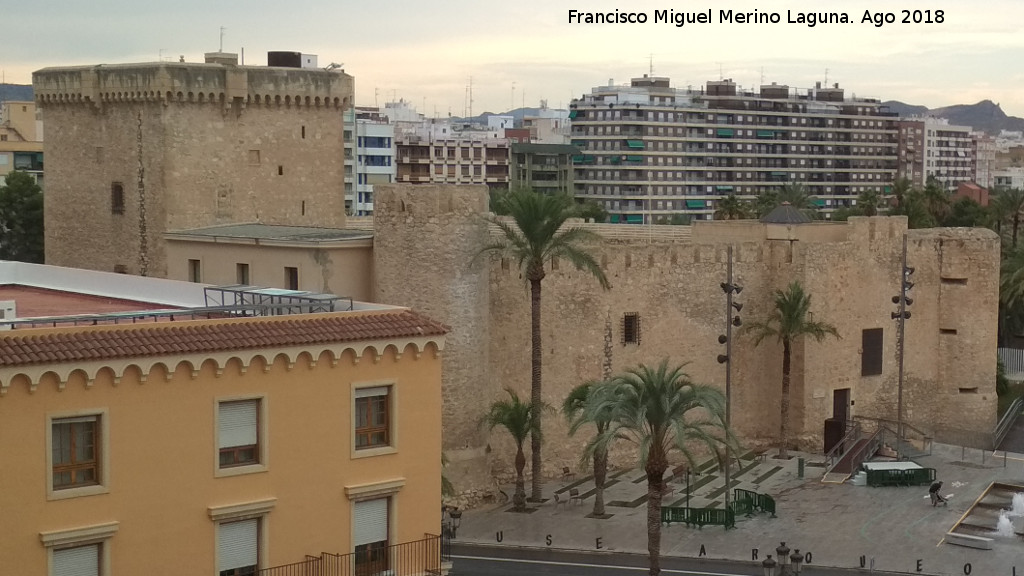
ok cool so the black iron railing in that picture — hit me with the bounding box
[257,535,442,576]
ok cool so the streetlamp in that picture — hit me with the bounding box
[442,507,462,539]
[762,543,804,576]
[891,234,914,459]
[718,244,743,511]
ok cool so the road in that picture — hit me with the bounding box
[450,543,915,576]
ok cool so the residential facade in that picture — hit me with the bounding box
[972,131,996,189]
[344,107,396,216]
[0,100,44,187]
[509,143,577,194]
[395,133,510,189]
[32,54,354,277]
[0,261,447,576]
[897,117,976,190]
[570,76,899,223]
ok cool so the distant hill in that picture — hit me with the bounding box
[450,107,547,125]
[883,99,1024,135]
[0,84,33,103]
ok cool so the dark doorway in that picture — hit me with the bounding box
[833,388,851,422]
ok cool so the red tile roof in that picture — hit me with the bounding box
[0,309,448,367]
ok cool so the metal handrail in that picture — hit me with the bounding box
[854,415,933,455]
[824,420,862,470]
[993,396,1024,449]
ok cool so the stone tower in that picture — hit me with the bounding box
[33,56,353,276]
[372,184,494,492]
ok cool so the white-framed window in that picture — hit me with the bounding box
[215,397,268,477]
[352,383,397,458]
[47,410,110,500]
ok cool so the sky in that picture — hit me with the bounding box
[5,1,1024,118]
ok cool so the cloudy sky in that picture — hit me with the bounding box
[6,1,1024,117]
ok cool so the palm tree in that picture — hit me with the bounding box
[856,190,882,216]
[921,177,951,225]
[563,380,612,517]
[713,194,748,220]
[777,183,817,211]
[992,188,1024,248]
[744,281,840,459]
[478,189,611,501]
[580,360,732,576]
[480,388,536,512]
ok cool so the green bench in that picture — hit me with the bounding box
[866,467,935,487]
[661,506,735,529]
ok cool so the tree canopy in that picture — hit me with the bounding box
[0,171,44,263]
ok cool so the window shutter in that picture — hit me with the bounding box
[219,401,258,449]
[861,328,883,376]
[53,545,99,576]
[219,519,258,571]
[355,386,389,399]
[353,498,389,546]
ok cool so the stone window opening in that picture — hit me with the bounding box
[861,328,883,376]
[622,313,641,345]
[110,183,124,215]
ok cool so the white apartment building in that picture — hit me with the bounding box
[994,167,1024,190]
[343,107,396,216]
[897,117,975,190]
[973,131,996,189]
[569,75,897,223]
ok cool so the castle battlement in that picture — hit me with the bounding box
[33,63,354,110]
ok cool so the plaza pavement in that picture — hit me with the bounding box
[451,443,1024,575]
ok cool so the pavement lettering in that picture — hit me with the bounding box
[699,544,706,557]
[596,537,603,549]
[496,531,503,542]
[751,548,758,560]
[546,534,552,546]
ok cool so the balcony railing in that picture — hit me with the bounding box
[256,535,443,576]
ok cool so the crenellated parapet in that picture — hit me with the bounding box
[33,62,354,111]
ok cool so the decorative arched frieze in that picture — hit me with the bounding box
[0,335,445,396]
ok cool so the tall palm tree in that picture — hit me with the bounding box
[563,380,612,517]
[480,388,536,512]
[777,183,817,211]
[921,177,951,225]
[713,194,748,220]
[744,281,840,459]
[478,189,611,501]
[580,361,732,576]
[992,188,1024,248]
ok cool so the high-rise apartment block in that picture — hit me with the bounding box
[569,75,898,222]
[897,117,975,189]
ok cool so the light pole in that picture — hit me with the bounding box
[891,234,914,459]
[718,245,743,511]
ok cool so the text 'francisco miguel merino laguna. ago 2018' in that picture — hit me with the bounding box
[566,9,946,27]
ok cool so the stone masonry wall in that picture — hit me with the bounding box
[35,63,351,277]
[371,184,495,495]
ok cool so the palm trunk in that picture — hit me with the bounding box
[592,444,607,517]
[644,448,667,576]
[513,446,527,511]
[779,338,792,459]
[1014,214,1020,248]
[529,276,544,502]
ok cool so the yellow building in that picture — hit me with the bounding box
[0,262,447,576]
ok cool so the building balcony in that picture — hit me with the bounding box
[397,175,430,183]
[256,535,446,576]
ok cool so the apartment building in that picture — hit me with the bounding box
[972,131,996,189]
[395,126,510,189]
[569,75,898,223]
[510,143,577,194]
[344,107,396,216]
[0,100,44,187]
[897,117,975,189]
[0,261,447,576]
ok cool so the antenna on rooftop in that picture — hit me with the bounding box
[649,53,654,76]
[760,67,765,85]
[219,26,226,52]
[824,67,830,86]
[717,62,723,80]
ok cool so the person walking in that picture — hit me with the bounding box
[929,480,948,506]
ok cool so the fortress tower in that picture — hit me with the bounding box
[33,54,353,276]
[372,184,495,491]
